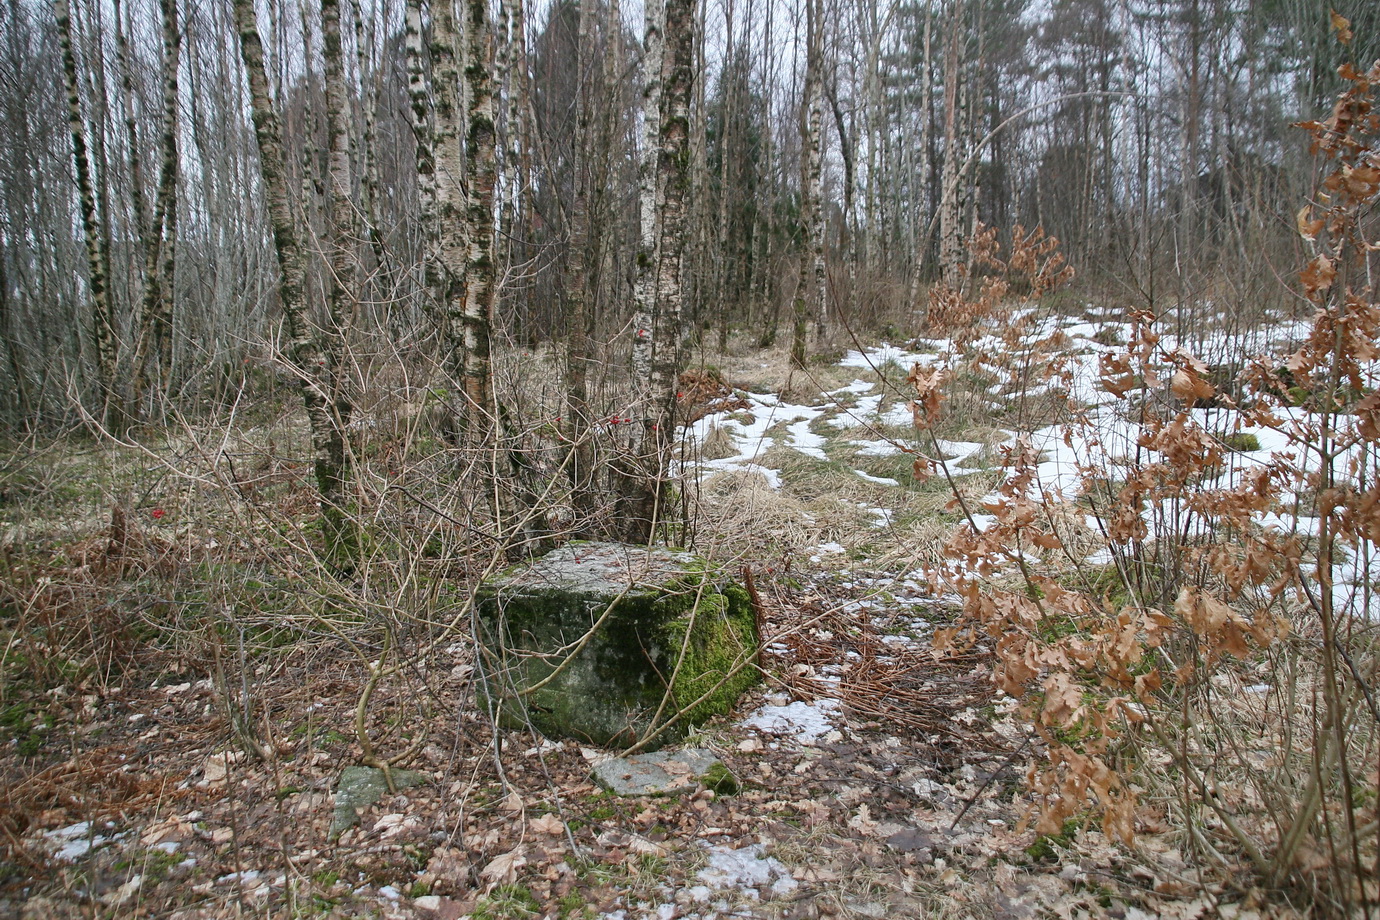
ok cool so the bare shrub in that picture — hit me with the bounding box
[915,60,1380,912]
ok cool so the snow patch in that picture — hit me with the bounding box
[695,843,799,899]
[868,507,894,527]
[742,699,841,744]
[854,439,903,456]
[828,379,877,396]
[787,418,828,459]
[840,343,939,371]
[43,822,117,862]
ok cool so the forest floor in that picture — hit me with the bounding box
[0,305,1329,919]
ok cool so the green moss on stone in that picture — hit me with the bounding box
[659,583,757,725]
[702,761,740,795]
[475,543,759,749]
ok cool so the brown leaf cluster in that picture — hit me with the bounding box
[913,195,1380,860]
[907,366,946,432]
[925,223,1073,343]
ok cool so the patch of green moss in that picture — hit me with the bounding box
[660,583,758,728]
[1060,563,1131,610]
[1025,817,1081,861]
[1221,432,1261,452]
[702,761,740,795]
[632,853,667,875]
[557,892,592,918]
[1,701,45,756]
[1035,614,1080,643]
[403,843,431,871]
[117,847,185,884]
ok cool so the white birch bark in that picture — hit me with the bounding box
[55,0,122,429]
[564,0,596,529]
[131,0,180,408]
[234,0,353,559]
[406,0,447,327]
[428,0,472,432]
[406,0,435,227]
[713,0,735,350]
[938,0,965,288]
[791,0,824,370]
[322,0,356,440]
[621,0,693,542]
[456,0,498,432]
[499,0,532,272]
[631,0,665,392]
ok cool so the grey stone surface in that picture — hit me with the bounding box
[592,748,730,796]
[329,766,427,838]
[489,542,700,594]
[476,541,759,749]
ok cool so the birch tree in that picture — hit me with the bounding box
[564,0,597,530]
[320,0,358,488]
[620,0,694,542]
[233,0,355,560]
[55,0,122,430]
[790,0,824,370]
[406,0,439,314]
[497,0,531,287]
[629,0,663,394]
[426,0,497,445]
[936,0,967,287]
[130,0,181,410]
[454,0,499,435]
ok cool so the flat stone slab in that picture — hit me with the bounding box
[330,766,427,838]
[492,542,701,593]
[592,748,733,796]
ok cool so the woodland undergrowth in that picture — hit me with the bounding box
[917,60,1380,914]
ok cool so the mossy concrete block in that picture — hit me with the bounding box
[475,542,759,749]
[592,748,734,796]
[330,766,427,838]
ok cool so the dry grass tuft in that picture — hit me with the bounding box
[698,424,739,461]
[690,469,822,563]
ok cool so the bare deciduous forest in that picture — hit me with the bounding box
[1,0,1379,915]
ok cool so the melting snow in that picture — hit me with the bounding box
[787,418,828,459]
[694,843,798,899]
[867,507,894,527]
[880,403,914,426]
[44,823,104,861]
[742,699,841,744]
[684,310,1380,619]
[829,379,877,396]
[828,393,884,428]
[840,343,940,371]
[687,392,831,486]
[935,439,987,467]
[854,438,904,456]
